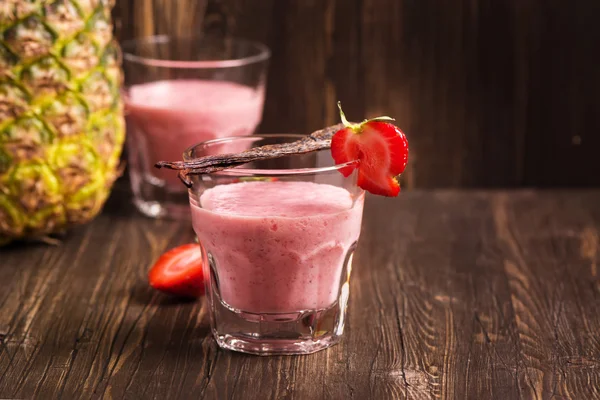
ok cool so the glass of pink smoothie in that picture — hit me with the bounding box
[122,35,270,219]
[184,135,365,355]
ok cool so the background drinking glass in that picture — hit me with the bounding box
[121,35,270,219]
[185,135,365,355]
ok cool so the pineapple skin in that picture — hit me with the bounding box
[0,0,125,244]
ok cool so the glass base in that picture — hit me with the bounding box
[209,293,350,356]
[215,332,341,356]
[204,239,356,356]
[130,171,191,220]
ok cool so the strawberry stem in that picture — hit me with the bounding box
[337,101,396,132]
[367,116,396,123]
[337,101,352,128]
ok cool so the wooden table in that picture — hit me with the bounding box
[1,188,599,399]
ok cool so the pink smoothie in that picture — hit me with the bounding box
[126,80,264,189]
[190,181,364,314]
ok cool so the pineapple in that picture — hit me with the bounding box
[0,0,125,244]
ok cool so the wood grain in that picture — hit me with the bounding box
[112,0,600,189]
[1,187,600,399]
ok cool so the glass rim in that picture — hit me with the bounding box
[121,35,271,69]
[183,134,359,177]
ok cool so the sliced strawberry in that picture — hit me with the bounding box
[148,244,205,298]
[330,127,360,177]
[330,103,408,196]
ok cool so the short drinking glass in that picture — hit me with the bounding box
[122,35,270,219]
[185,135,365,355]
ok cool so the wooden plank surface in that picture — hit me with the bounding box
[112,0,600,188]
[1,188,600,399]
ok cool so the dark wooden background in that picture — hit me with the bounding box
[113,0,600,189]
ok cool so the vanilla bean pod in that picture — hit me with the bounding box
[155,123,344,187]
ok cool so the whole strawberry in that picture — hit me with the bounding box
[330,102,409,196]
